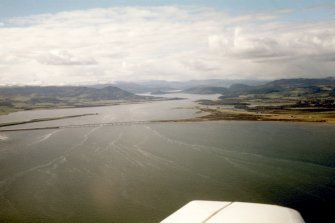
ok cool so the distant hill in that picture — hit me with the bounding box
[263,77,335,88]
[219,78,335,97]
[95,79,266,93]
[152,77,335,97]
[0,86,142,100]
[228,84,255,92]
[183,86,227,94]
[218,78,335,101]
[195,77,335,111]
[246,77,335,96]
[0,86,154,115]
[150,90,170,95]
[182,77,335,98]
[111,82,152,94]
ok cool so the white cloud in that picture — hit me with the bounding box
[37,49,97,65]
[208,24,335,61]
[0,6,334,85]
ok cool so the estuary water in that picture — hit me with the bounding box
[0,93,334,223]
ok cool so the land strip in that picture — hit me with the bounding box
[0,113,97,128]
[1,109,334,132]
[190,107,335,124]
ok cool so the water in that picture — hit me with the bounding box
[0,94,334,223]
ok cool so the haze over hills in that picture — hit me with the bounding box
[0,77,335,116]
[183,86,228,94]
[106,79,266,94]
[0,86,154,115]
[183,77,335,98]
[111,78,335,96]
[0,86,140,100]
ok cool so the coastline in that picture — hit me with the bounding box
[1,108,334,132]
[0,113,98,128]
[1,98,334,133]
[188,107,335,124]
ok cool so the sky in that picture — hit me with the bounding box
[0,0,334,85]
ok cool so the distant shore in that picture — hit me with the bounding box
[0,100,143,116]
[0,113,98,128]
[0,97,184,116]
[1,106,334,133]
[185,107,335,124]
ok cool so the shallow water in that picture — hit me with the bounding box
[0,94,334,223]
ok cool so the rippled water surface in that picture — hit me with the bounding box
[0,94,334,223]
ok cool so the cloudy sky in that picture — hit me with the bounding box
[0,0,335,85]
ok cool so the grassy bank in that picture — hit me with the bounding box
[192,107,335,124]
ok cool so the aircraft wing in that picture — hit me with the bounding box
[161,200,305,223]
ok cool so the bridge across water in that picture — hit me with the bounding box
[0,120,159,132]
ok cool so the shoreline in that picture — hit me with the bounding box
[1,102,334,132]
[1,109,334,132]
[0,113,98,128]
[0,97,183,116]
[190,107,335,124]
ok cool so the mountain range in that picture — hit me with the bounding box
[0,86,141,101]
[0,86,151,115]
[183,77,335,98]
[92,79,266,93]
[0,77,334,115]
